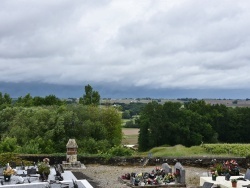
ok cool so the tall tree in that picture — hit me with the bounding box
[79,84,100,106]
[0,92,12,109]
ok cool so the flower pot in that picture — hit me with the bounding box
[232,182,237,187]
[4,175,11,182]
[212,175,217,181]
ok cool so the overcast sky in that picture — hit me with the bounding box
[1,0,250,98]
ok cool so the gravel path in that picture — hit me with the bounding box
[74,165,209,188]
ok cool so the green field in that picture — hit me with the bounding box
[137,144,250,157]
[121,127,250,157]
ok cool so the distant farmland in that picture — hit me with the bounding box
[122,128,139,145]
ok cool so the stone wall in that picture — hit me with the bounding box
[19,155,249,169]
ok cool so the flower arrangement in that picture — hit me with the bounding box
[38,158,50,176]
[210,159,240,176]
[211,170,218,177]
[231,179,237,183]
[224,160,239,176]
[43,158,50,165]
[163,173,175,182]
[3,168,15,176]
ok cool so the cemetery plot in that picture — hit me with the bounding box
[119,162,186,187]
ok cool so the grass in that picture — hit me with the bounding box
[121,119,131,126]
[138,144,236,157]
[121,127,242,157]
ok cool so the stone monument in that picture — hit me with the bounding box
[62,139,83,169]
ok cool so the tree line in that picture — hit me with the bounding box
[138,100,250,151]
[0,85,124,154]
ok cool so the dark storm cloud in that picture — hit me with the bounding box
[0,0,250,91]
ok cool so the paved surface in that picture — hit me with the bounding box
[72,171,101,188]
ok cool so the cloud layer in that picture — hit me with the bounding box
[1,0,250,93]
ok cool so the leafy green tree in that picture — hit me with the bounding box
[138,101,162,151]
[101,107,122,146]
[79,84,100,106]
[15,93,33,107]
[0,137,17,152]
[122,110,131,119]
[44,95,63,106]
[0,92,12,109]
[33,96,45,106]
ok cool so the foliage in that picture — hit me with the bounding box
[107,146,134,156]
[231,179,237,183]
[0,153,31,167]
[138,100,250,151]
[202,144,250,156]
[78,138,111,154]
[0,103,122,154]
[37,162,50,175]
[142,145,208,157]
[117,102,146,116]
[79,84,100,106]
[124,120,140,128]
[0,92,12,110]
[138,144,247,157]
[122,110,131,119]
[0,137,17,152]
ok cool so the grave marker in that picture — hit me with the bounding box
[174,162,185,184]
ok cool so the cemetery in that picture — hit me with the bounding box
[2,140,250,188]
[0,139,92,188]
[117,159,250,188]
[200,159,250,188]
[119,162,186,187]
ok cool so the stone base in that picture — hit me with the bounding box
[62,161,85,170]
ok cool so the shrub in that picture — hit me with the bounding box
[108,146,133,157]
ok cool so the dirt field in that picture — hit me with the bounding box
[122,128,139,135]
[122,128,139,145]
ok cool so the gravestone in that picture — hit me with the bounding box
[174,162,185,184]
[27,168,37,175]
[162,163,172,174]
[0,167,3,176]
[244,169,250,180]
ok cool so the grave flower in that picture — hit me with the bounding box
[3,168,15,176]
[163,172,175,182]
[43,158,50,165]
[211,170,218,177]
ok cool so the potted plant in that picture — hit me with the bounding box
[3,167,15,182]
[38,160,50,181]
[231,179,237,187]
[211,170,218,181]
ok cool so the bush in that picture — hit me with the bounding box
[78,138,111,154]
[124,120,140,128]
[108,146,134,157]
[0,153,32,167]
